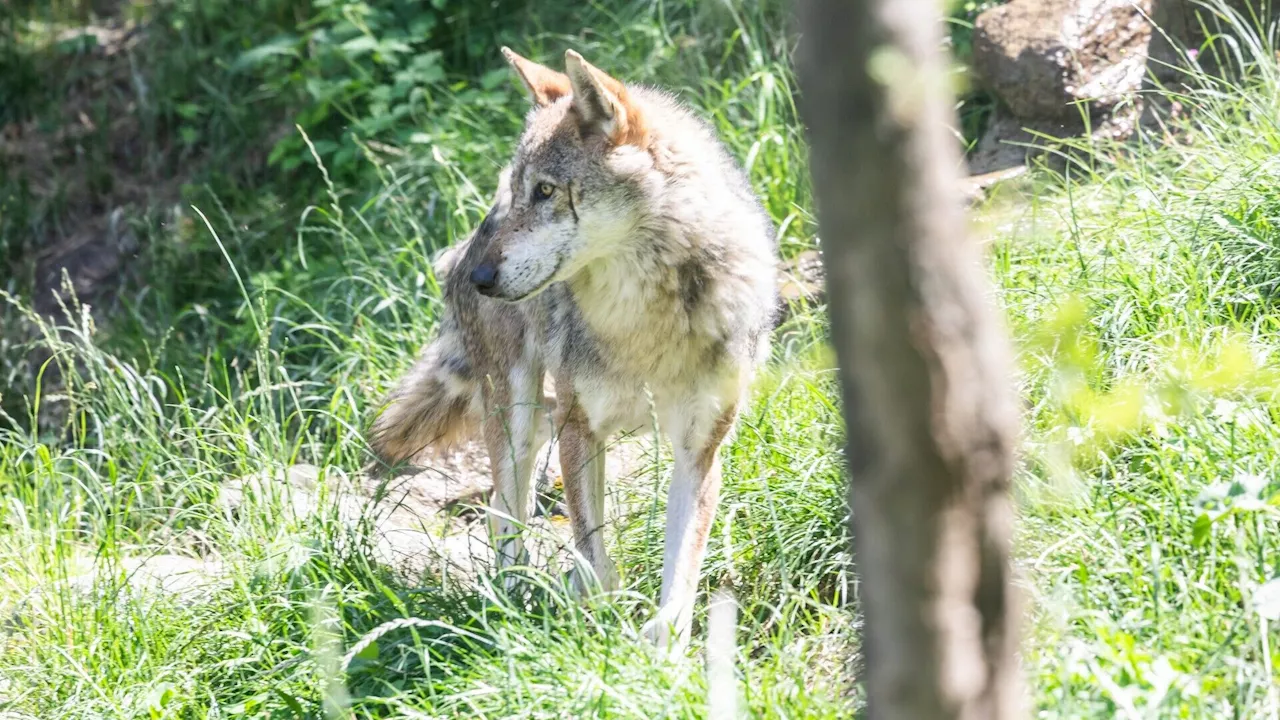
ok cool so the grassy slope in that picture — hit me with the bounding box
[3,0,1280,718]
[995,70,1280,713]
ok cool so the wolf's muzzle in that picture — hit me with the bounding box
[470,260,499,295]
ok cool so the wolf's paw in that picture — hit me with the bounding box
[597,558,620,593]
[641,602,692,657]
[640,615,671,647]
[567,557,620,596]
[641,615,688,660]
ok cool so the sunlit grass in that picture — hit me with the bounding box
[5,0,1280,717]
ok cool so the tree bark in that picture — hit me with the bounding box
[794,1,1023,718]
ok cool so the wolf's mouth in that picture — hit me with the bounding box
[496,258,564,303]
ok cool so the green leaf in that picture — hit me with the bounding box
[340,36,379,57]
[146,681,176,718]
[1191,512,1212,546]
[411,16,438,39]
[481,68,508,91]
[273,689,306,717]
[231,35,301,71]
[267,139,294,167]
[225,692,270,715]
[310,140,339,157]
[379,40,413,57]
[356,640,380,661]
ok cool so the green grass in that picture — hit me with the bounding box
[989,59,1280,713]
[4,0,1280,717]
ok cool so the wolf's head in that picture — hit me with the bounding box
[469,48,658,301]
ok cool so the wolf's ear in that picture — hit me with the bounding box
[564,50,649,148]
[502,47,571,107]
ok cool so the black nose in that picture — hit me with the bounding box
[470,261,499,294]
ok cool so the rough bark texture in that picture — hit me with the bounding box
[794,0,1023,718]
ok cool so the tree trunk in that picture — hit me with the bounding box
[793,0,1024,718]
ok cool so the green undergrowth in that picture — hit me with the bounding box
[2,1,848,717]
[984,29,1280,714]
[4,0,1280,717]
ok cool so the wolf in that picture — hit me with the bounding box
[368,47,778,649]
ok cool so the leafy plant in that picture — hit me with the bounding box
[234,0,528,183]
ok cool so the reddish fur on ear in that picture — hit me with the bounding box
[502,47,571,107]
[564,50,650,148]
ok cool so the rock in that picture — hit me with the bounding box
[959,164,1030,206]
[110,554,227,598]
[220,463,443,577]
[1147,0,1280,85]
[25,206,142,432]
[3,551,225,648]
[773,172,1023,315]
[1140,1,1280,126]
[220,434,656,582]
[60,552,227,602]
[967,97,1143,177]
[972,0,1152,122]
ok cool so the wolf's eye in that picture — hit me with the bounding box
[533,182,556,201]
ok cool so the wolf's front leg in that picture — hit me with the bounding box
[556,393,620,594]
[645,401,739,651]
[483,361,544,587]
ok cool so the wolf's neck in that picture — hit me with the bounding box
[567,240,689,348]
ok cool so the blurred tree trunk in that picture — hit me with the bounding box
[794,0,1023,718]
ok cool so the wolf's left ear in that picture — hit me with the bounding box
[564,50,649,148]
[502,47,571,107]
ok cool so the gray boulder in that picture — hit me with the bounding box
[972,0,1153,121]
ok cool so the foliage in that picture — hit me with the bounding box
[233,0,530,183]
[5,0,1280,717]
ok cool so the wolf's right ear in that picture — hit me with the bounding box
[501,47,571,107]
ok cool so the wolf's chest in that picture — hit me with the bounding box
[539,281,712,376]
[534,282,719,432]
